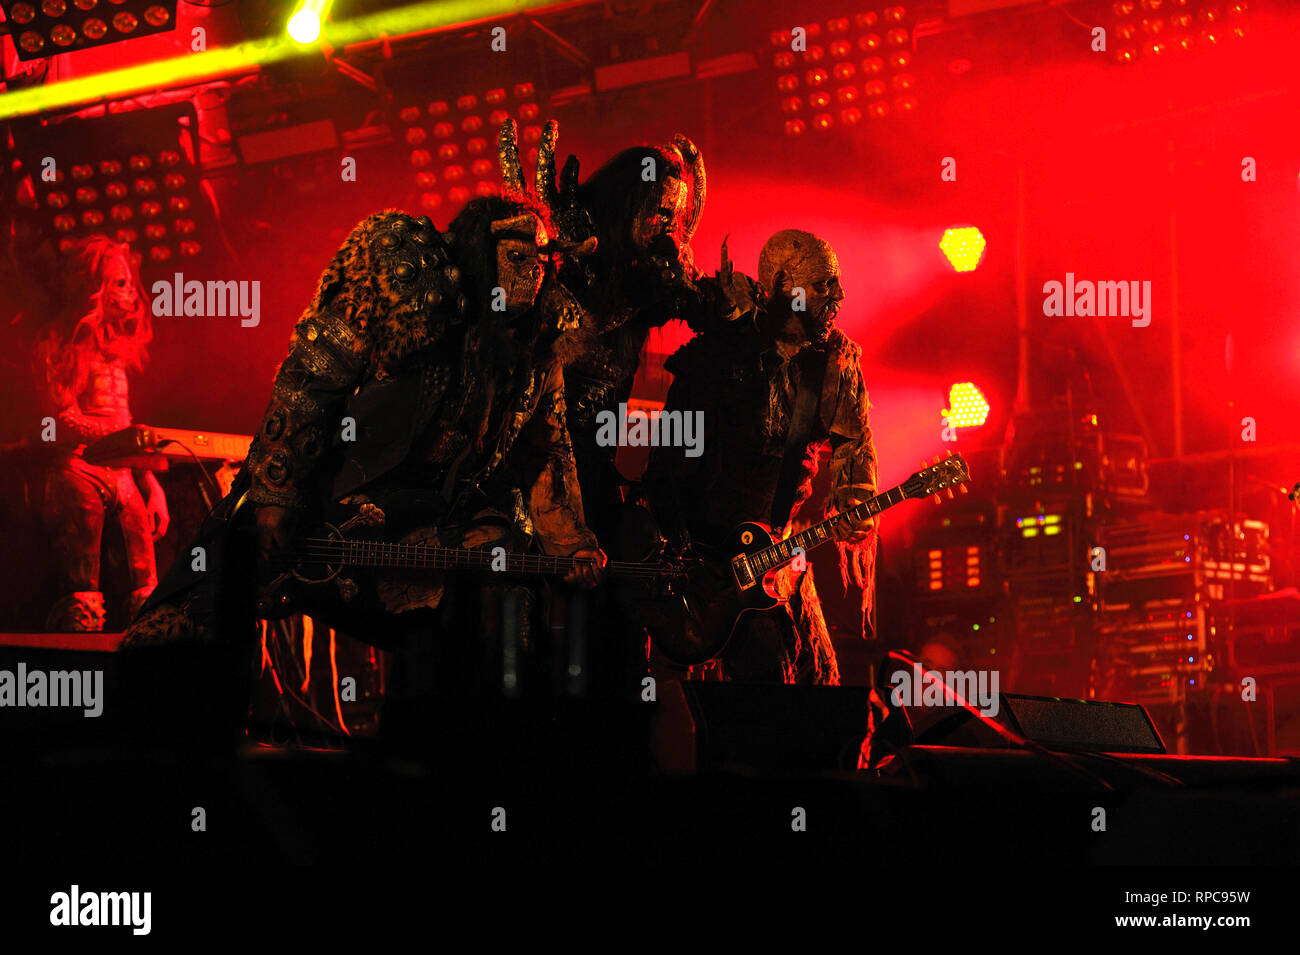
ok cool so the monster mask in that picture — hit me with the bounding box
[757,229,843,342]
[490,211,550,314]
[630,173,689,250]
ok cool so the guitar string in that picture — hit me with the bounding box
[287,541,678,578]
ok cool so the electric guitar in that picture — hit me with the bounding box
[635,453,971,665]
[252,496,687,624]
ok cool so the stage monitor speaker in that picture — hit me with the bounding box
[997,694,1165,754]
[652,681,870,774]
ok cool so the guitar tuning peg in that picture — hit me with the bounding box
[959,484,969,495]
[945,488,955,500]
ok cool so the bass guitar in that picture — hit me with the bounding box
[252,496,687,624]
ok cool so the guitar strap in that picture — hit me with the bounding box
[769,346,827,533]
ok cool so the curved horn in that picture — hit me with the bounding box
[672,133,706,244]
[536,120,560,208]
[558,154,581,202]
[498,119,526,194]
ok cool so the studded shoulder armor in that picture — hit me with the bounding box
[245,210,467,508]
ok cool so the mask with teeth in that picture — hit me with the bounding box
[758,229,843,343]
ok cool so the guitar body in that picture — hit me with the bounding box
[249,490,453,634]
[637,521,782,666]
[629,454,973,666]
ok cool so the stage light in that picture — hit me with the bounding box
[940,226,986,272]
[288,0,332,45]
[766,6,919,133]
[394,71,545,214]
[288,10,321,44]
[944,382,990,429]
[1110,0,1247,63]
[1,0,177,60]
[0,0,562,122]
[14,102,211,276]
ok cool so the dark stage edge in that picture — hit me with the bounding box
[3,734,1300,865]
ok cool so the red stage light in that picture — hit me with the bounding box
[940,226,986,272]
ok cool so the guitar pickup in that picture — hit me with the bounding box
[731,555,757,590]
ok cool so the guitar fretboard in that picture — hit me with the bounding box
[296,538,671,579]
[745,484,908,576]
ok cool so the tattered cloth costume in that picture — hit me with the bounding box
[643,276,878,685]
[123,205,596,733]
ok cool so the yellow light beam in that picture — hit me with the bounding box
[0,0,563,122]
